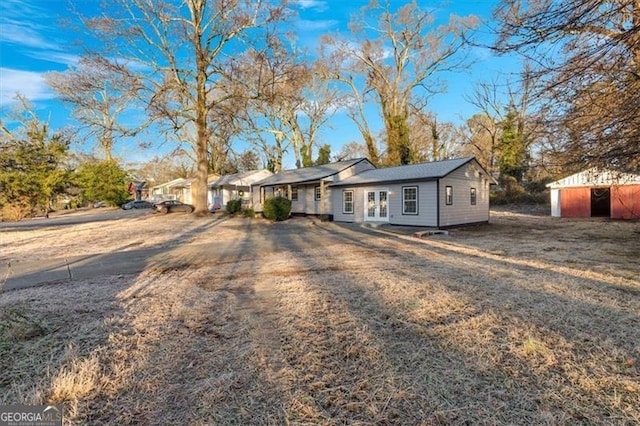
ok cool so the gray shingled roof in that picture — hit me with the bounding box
[330,157,478,186]
[209,170,270,187]
[255,158,369,186]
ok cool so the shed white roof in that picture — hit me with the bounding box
[546,168,640,189]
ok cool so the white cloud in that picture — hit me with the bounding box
[0,0,48,19]
[0,21,59,50]
[291,0,328,11]
[27,51,81,66]
[0,68,55,105]
[295,19,338,31]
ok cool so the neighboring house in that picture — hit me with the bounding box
[252,159,375,217]
[127,179,148,201]
[150,174,219,204]
[209,169,272,210]
[547,168,640,219]
[150,177,192,203]
[330,157,495,227]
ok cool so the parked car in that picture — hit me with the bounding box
[93,201,107,208]
[121,200,155,210]
[154,200,195,214]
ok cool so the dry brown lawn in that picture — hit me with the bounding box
[1,208,639,425]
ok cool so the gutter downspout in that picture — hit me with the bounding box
[436,180,440,229]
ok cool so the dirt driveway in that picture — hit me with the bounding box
[1,210,639,424]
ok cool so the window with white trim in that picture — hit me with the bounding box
[343,190,354,214]
[445,186,453,205]
[470,187,477,205]
[403,186,418,215]
[291,186,298,201]
[314,186,321,201]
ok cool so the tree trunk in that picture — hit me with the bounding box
[194,115,209,215]
[385,112,411,165]
[363,132,379,165]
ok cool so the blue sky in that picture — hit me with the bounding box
[0,0,521,168]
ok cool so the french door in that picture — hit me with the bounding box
[365,189,389,221]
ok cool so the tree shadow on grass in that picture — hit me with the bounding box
[0,215,231,416]
[6,216,638,423]
[234,220,640,424]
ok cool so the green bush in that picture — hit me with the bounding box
[243,208,255,218]
[263,196,291,221]
[226,199,242,214]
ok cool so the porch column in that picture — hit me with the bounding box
[287,184,292,200]
[260,186,265,205]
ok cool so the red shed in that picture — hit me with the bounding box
[547,169,640,219]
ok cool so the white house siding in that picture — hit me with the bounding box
[331,187,363,222]
[290,184,310,214]
[220,186,252,208]
[256,183,332,215]
[438,163,490,227]
[291,183,332,215]
[550,189,561,217]
[253,161,369,215]
[183,188,192,204]
[332,182,438,226]
[388,182,438,226]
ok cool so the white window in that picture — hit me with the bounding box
[445,186,453,205]
[343,190,354,214]
[291,186,298,201]
[403,186,418,215]
[315,186,321,201]
[470,187,477,205]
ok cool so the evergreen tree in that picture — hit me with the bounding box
[498,105,526,182]
[315,144,331,166]
[74,160,130,206]
[0,103,70,219]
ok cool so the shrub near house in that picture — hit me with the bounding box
[263,196,291,221]
[226,199,242,214]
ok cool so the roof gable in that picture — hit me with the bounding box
[330,157,491,186]
[255,158,372,186]
[210,169,272,187]
[547,168,640,188]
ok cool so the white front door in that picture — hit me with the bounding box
[365,189,389,222]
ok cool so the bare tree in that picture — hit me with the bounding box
[296,64,340,167]
[462,66,544,181]
[457,113,501,174]
[322,0,477,166]
[84,0,283,214]
[235,36,337,169]
[233,149,261,172]
[207,97,245,175]
[46,55,142,161]
[317,47,381,165]
[407,103,460,163]
[334,141,368,161]
[134,153,195,184]
[494,0,640,172]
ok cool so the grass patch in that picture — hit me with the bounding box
[0,306,49,342]
[1,213,639,423]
